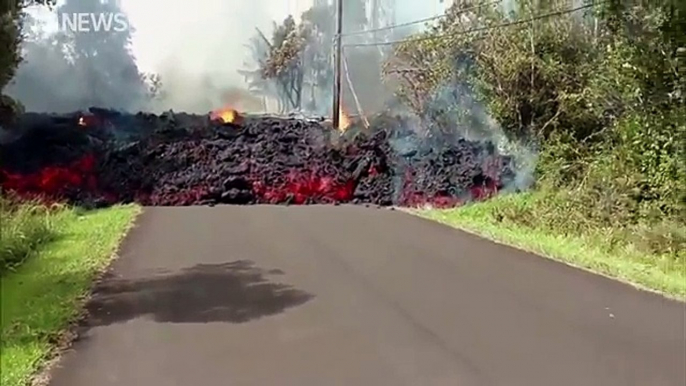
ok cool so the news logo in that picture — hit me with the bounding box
[57,12,130,33]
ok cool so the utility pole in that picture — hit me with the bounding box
[332,0,343,130]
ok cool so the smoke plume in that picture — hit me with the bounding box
[5,0,296,114]
[6,0,149,113]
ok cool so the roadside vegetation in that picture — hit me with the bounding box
[416,192,685,298]
[1,3,141,384]
[0,196,139,386]
[391,0,685,297]
[0,197,56,274]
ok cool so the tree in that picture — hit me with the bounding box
[261,15,308,112]
[6,0,158,112]
[1,0,54,90]
[385,0,607,141]
[1,0,54,123]
[243,0,372,115]
[239,30,279,111]
[54,0,147,111]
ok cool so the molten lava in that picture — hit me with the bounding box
[0,154,98,202]
[210,107,240,124]
[0,111,514,208]
[252,172,355,204]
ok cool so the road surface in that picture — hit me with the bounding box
[49,205,685,386]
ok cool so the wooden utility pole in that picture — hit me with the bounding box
[332,0,343,130]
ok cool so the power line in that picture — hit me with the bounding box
[343,1,604,47]
[342,0,502,37]
[344,14,446,37]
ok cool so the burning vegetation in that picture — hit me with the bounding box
[210,107,241,124]
[0,108,515,207]
[338,108,352,132]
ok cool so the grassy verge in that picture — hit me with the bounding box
[0,203,140,386]
[0,199,56,274]
[413,192,686,300]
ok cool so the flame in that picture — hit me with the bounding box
[78,115,99,127]
[339,108,351,131]
[210,107,239,124]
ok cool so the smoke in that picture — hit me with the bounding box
[330,0,449,117]
[6,0,149,113]
[5,0,296,114]
[132,0,291,113]
[384,67,537,192]
[383,81,537,193]
[6,0,451,114]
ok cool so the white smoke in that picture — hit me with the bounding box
[7,0,511,117]
[6,0,305,113]
[122,0,299,113]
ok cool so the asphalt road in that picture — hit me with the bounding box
[49,205,685,386]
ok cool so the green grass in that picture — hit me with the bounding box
[413,192,686,300]
[0,199,56,274]
[0,204,140,386]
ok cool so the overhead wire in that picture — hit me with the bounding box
[341,0,502,37]
[343,1,605,47]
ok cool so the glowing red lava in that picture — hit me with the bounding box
[252,172,355,204]
[0,155,98,201]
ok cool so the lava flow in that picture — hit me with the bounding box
[0,154,100,203]
[0,109,515,207]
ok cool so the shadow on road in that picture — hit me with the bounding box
[84,260,314,325]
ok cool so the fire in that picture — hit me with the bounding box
[210,107,240,124]
[77,115,100,127]
[339,108,351,131]
[323,105,353,131]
